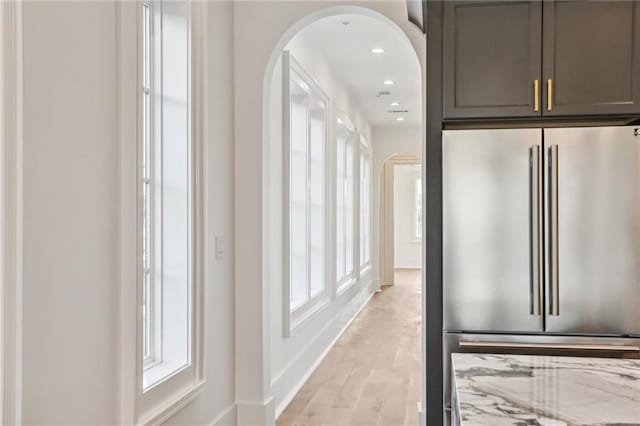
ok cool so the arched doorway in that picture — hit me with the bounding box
[232,3,426,424]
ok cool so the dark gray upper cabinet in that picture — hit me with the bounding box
[543,1,640,116]
[444,0,640,120]
[444,1,542,119]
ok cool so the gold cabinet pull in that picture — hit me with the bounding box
[547,79,553,111]
[534,79,540,112]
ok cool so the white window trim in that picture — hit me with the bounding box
[1,2,23,424]
[117,1,206,424]
[282,51,331,337]
[359,137,372,276]
[415,176,423,241]
[335,113,357,297]
[140,0,160,373]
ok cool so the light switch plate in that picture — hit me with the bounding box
[215,237,224,259]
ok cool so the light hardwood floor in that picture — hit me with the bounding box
[277,269,422,426]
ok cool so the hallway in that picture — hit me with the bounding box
[277,270,422,426]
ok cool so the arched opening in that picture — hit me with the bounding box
[258,6,425,425]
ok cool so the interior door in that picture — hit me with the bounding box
[545,127,640,335]
[443,129,543,333]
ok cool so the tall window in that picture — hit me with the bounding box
[336,116,356,289]
[284,52,328,318]
[141,0,193,391]
[359,139,371,269]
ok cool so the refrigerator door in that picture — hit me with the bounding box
[545,126,640,335]
[444,129,543,333]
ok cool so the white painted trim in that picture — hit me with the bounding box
[137,379,205,426]
[289,297,330,335]
[1,2,23,424]
[274,286,374,418]
[358,138,372,273]
[117,1,207,423]
[359,264,372,278]
[116,2,139,423]
[379,154,420,287]
[207,403,237,426]
[335,276,357,298]
[282,51,332,338]
[191,0,208,401]
[334,111,358,297]
[237,397,275,426]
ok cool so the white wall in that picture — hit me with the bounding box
[17,2,237,425]
[268,29,374,417]
[21,2,118,423]
[371,126,422,285]
[393,164,422,269]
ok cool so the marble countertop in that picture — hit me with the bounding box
[451,353,640,426]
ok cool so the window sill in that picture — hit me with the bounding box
[289,296,330,336]
[137,379,205,426]
[143,360,189,392]
[336,277,357,298]
[359,264,372,277]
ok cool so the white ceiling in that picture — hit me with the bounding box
[287,14,422,127]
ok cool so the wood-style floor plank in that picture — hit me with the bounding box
[277,270,422,426]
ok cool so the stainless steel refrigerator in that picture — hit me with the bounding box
[442,126,640,423]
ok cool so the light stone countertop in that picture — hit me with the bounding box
[451,353,640,426]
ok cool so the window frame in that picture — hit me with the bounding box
[117,1,206,423]
[415,176,423,241]
[141,0,161,371]
[282,51,330,336]
[335,113,357,296]
[359,137,372,273]
[140,0,196,391]
[0,3,22,423]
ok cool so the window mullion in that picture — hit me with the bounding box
[142,0,154,366]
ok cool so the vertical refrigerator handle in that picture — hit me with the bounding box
[529,146,542,316]
[548,145,560,316]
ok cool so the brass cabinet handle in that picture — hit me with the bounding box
[534,79,539,112]
[547,79,553,111]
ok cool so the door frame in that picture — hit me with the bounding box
[379,154,420,287]
[1,1,23,423]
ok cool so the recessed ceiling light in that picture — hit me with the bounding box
[390,102,400,106]
[396,117,405,122]
[383,80,395,85]
[371,47,385,54]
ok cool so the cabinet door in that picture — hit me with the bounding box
[543,1,640,116]
[444,1,542,119]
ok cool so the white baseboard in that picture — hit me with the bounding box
[274,286,375,418]
[209,403,237,426]
[237,398,275,426]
